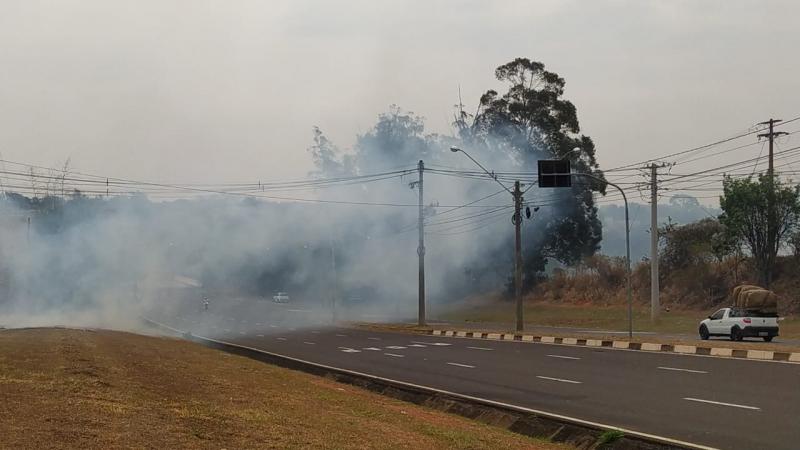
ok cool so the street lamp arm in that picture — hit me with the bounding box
[450,147,514,195]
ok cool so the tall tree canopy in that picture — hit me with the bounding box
[719,175,800,287]
[457,58,605,287]
[310,58,606,291]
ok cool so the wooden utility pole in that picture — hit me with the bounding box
[758,119,788,288]
[513,180,523,332]
[417,160,426,326]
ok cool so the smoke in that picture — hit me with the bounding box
[0,107,587,332]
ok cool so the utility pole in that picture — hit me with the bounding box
[758,119,788,288]
[513,181,524,332]
[451,146,526,332]
[649,163,660,321]
[330,237,337,324]
[417,160,426,326]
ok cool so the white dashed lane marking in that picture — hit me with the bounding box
[336,334,347,337]
[303,342,316,345]
[363,347,381,351]
[368,337,381,341]
[537,376,582,384]
[407,344,426,347]
[547,354,580,360]
[385,346,406,349]
[658,367,708,374]
[276,337,287,341]
[411,341,451,346]
[467,346,493,351]
[339,347,361,353]
[683,398,760,410]
[256,334,264,337]
[446,362,475,368]
[384,353,404,358]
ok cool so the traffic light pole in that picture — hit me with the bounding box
[572,173,633,339]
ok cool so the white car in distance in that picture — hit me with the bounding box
[272,292,290,303]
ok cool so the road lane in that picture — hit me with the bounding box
[153,307,800,450]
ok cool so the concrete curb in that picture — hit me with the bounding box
[430,330,800,363]
[142,317,711,450]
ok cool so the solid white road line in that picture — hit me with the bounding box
[547,354,580,360]
[658,366,708,374]
[411,341,451,346]
[384,353,404,357]
[303,341,316,345]
[536,376,582,384]
[467,346,493,351]
[446,362,476,368]
[683,397,760,410]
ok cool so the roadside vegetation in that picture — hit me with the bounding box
[0,328,566,450]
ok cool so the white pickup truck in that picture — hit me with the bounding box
[699,307,779,342]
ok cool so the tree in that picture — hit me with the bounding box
[719,175,800,287]
[457,58,605,288]
[307,127,355,178]
[355,105,432,172]
[659,217,723,273]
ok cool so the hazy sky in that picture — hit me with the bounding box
[1,0,798,186]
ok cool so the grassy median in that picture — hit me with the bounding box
[0,328,566,450]
[436,301,800,340]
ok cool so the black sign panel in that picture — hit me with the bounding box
[538,160,572,188]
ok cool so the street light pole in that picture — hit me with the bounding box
[450,146,525,332]
[571,172,633,339]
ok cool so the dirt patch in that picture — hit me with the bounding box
[0,328,566,450]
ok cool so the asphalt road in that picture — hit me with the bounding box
[152,300,800,450]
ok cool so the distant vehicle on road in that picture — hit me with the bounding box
[699,307,778,342]
[272,292,290,303]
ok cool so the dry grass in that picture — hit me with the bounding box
[0,328,566,450]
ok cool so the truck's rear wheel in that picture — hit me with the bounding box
[699,325,709,340]
[730,327,742,341]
